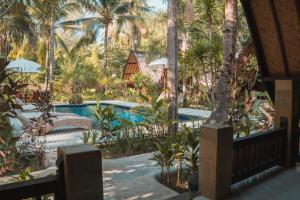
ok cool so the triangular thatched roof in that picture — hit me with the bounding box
[241,0,300,99]
[123,51,166,83]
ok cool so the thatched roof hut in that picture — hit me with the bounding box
[122,51,167,85]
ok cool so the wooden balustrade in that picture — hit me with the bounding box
[232,127,287,184]
[0,144,103,200]
[0,175,63,200]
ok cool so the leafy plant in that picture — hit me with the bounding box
[152,136,175,184]
[0,59,26,131]
[69,79,83,104]
[0,130,17,176]
[80,129,101,145]
[80,130,91,144]
[172,132,185,187]
[25,91,53,136]
[17,167,32,181]
[183,127,199,175]
[132,82,172,137]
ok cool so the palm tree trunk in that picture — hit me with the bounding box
[181,33,188,107]
[206,0,237,124]
[49,18,55,97]
[167,0,178,134]
[208,15,216,103]
[176,159,181,187]
[44,47,49,91]
[104,23,109,75]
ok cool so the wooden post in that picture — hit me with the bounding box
[274,80,300,166]
[199,124,233,200]
[57,144,103,200]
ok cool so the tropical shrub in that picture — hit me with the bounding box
[152,136,174,184]
[24,91,53,136]
[0,59,26,132]
[152,126,200,186]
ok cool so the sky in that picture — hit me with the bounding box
[148,0,167,11]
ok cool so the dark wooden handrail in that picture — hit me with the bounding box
[0,175,63,200]
[232,127,287,184]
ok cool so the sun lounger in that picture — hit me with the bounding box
[16,112,92,134]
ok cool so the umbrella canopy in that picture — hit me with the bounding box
[7,58,41,73]
[148,57,168,68]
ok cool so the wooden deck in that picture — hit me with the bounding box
[194,165,300,200]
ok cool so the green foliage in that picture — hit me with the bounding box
[80,129,101,145]
[17,167,32,181]
[152,126,199,185]
[183,127,199,174]
[69,94,83,105]
[132,82,171,136]
[91,103,153,155]
[80,130,91,144]
[0,59,26,131]
[0,130,17,176]
[25,91,53,136]
[152,136,174,183]
[130,72,151,90]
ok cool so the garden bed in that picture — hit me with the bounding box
[155,170,193,193]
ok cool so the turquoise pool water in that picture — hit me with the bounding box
[54,103,197,126]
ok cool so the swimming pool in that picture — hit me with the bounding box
[54,103,199,126]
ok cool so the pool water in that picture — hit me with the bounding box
[54,103,197,126]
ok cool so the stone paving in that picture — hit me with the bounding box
[42,130,178,199]
[1,129,178,200]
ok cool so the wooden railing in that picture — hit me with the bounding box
[0,144,103,200]
[0,158,65,200]
[232,127,287,184]
[0,175,63,200]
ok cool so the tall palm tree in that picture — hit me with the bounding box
[206,0,238,124]
[0,0,16,19]
[167,0,178,134]
[125,0,150,50]
[0,2,35,57]
[29,0,80,96]
[196,0,220,103]
[75,0,133,75]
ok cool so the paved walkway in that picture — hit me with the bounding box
[42,131,177,200]
[5,128,178,200]
[0,150,178,200]
[194,165,300,200]
[102,153,178,200]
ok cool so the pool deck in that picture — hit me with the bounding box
[55,100,212,119]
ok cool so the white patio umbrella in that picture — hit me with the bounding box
[148,58,168,99]
[6,58,41,73]
[148,57,168,68]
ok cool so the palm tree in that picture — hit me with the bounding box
[56,31,97,93]
[29,0,80,96]
[167,0,178,134]
[117,0,151,50]
[195,0,220,103]
[75,0,133,75]
[206,0,238,124]
[0,2,35,57]
[0,0,16,19]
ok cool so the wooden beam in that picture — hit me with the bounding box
[241,0,269,76]
[263,76,300,81]
[294,0,300,27]
[269,0,290,76]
